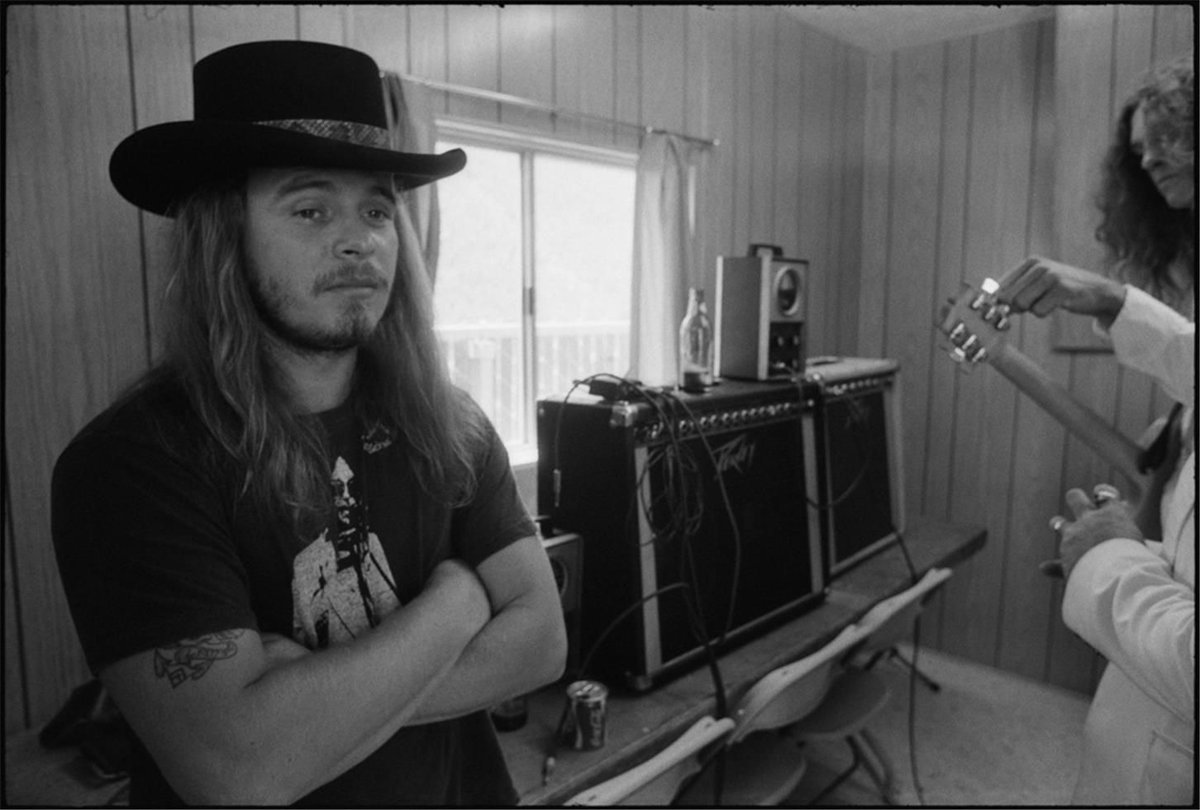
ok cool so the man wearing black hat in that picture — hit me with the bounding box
[51,41,566,806]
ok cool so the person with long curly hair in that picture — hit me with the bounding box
[50,41,566,806]
[998,53,1194,806]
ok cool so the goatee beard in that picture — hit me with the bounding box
[249,280,376,357]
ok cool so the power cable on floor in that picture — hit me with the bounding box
[908,616,928,806]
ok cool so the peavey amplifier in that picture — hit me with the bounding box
[537,380,826,691]
[802,357,905,577]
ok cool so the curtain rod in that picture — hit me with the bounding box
[396,73,719,149]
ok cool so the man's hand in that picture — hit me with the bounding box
[996,256,1127,328]
[1051,486,1144,580]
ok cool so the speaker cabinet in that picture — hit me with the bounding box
[537,380,826,691]
[802,358,905,577]
[716,255,810,380]
[542,532,583,675]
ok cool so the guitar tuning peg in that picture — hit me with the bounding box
[964,290,993,312]
[984,304,1012,330]
[949,347,975,372]
[948,322,967,345]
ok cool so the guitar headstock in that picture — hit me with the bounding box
[936,277,1013,369]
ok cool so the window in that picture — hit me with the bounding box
[433,122,637,460]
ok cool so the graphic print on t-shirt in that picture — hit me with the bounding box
[292,455,400,648]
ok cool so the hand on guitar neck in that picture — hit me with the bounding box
[936,278,1182,553]
[994,256,1128,330]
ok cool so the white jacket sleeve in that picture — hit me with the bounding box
[1063,537,1195,724]
[1105,285,1195,409]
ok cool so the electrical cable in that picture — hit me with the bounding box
[801,378,874,513]
[551,373,625,510]
[571,581,692,698]
[651,388,745,643]
[628,384,730,712]
[908,615,928,805]
[893,526,925,805]
[543,583,692,785]
[546,375,736,803]
[895,530,919,583]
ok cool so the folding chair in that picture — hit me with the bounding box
[787,566,954,804]
[675,622,873,806]
[564,715,735,806]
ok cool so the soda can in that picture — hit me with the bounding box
[560,680,607,750]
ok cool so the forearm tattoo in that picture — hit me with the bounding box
[153,630,245,687]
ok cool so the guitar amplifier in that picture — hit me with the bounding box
[802,357,906,577]
[537,380,826,691]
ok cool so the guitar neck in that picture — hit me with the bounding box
[988,343,1146,498]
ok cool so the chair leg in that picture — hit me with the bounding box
[890,648,941,693]
[856,729,897,805]
[807,739,863,806]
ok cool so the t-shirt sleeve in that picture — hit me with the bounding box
[51,431,258,675]
[450,416,537,569]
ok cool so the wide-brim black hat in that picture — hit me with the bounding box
[110,40,465,216]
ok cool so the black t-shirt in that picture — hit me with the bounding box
[51,375,536,806]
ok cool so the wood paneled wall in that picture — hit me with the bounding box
[6,3,1189,735]
[859,6,1192,692]
[4,4,864,732]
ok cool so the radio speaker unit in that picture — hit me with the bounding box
[541,532,583,675]
[716,253,810,380]
[537,380,826,692]
[802,357,906,577]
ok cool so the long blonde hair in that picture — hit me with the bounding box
[151,177,482,545]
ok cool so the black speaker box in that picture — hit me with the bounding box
[802,358,905,577]
[537,380,826,691]
[541,532,583,675]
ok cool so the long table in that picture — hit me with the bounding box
[500,517,986,805]
[2,518,983,807]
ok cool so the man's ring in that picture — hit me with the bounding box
[1049,516,1067,533]
[1093,484,1119,505]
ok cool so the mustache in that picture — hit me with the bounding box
[314,264,387,292]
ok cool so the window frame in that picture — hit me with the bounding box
[433,117,638,461]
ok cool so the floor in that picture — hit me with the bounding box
[784,643,1093,806]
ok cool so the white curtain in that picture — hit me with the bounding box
[381,73,443,283]
[629,133,706,386]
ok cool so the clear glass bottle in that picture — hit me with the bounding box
[679,288,714,392]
